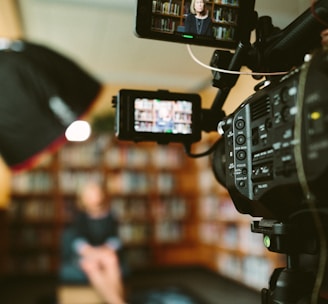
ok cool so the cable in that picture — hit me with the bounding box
[184,139,220,158]
[186,44,289,77]
[293,53,327,304]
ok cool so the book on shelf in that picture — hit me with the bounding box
[11,171,54,194]
[216,252,242,281]
[153,197,187,220]
[59,143,101,167]
[152,1,181,15]
[12,227,55,247]
[9,199,55,221]
[111,197,149,220]
[8,253,53,273]
[198,222,220,244]
[154,220,184,242]
[59,171,103,194]
[119,222,150,244]
[242,255,273,289]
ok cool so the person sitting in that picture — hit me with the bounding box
[59,180,126,304]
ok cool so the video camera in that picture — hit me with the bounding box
[113,1,328,302]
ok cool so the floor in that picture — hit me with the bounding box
[125,267,261,304]
[0,266,261,304]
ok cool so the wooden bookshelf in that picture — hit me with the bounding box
[7,154,59,275]
[6,132,285,291]
[6,135,199,275]
[151,0,239,41]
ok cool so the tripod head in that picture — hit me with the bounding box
[251,212,328,303]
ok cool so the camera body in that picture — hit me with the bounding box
[113,89,202,144]
[115,0,328,221]
[213,51,328,221]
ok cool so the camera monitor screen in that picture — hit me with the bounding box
[134,98,193,134]
[116,89,201,144]
[136,0,254,49]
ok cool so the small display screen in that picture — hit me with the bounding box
[135,0,247,49]
[134,98,193,134]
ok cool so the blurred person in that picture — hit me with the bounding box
[59,180,125,304]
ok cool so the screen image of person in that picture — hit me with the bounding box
[184,0,213,37]
[154,102,174,133]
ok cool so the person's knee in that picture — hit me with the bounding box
[79,258,99,275]
[99,247,120,268]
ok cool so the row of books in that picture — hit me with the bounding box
[9,227,55,247]
[216,253,273,290]
[11,168,186,196]
[213,25,235,40]
[111,197,150,220]
[11,172,54,194]
[152,1,181,15]
[118,221,184,243]
[16,137,185,170]
[104,145,184,169]
[111,196,188,220]
[63,145,179,169]
[7,254,54,273]
[9,199,56,220]
[154,221,184,242]
[198,222,265,254]
[153,197,188,219]
[119,223,150,244]
[152,17,177,33]
[106,171,176,195]
[213,7,238,24]
[59,142,102,167]
[59,171,103,194]
[198,193,243,221]
[123,247,153,268]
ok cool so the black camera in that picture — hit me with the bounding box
[212,50,328,221]
[115,0,328,301]
[113,89,201,144]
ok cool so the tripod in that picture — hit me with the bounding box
[251,219,327,304]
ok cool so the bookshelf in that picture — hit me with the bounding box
[6,132,285,291]
[7,135,199,274]
[151,0,239,41]
[8,155,59,274]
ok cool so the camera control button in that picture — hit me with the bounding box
[236,135,246,145]
[236,150,246,160]
[281,87,291,103]
[235,119,245,130]
[253,185,260,196]
[282,106,291,121]
[238,180,246,187]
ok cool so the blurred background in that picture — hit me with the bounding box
[0,0,314,303]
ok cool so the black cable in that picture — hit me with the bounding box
[184,139,220,158]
